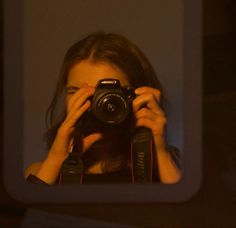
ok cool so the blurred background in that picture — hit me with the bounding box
[1,0,236,227]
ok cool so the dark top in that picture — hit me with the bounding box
[26,167,160,184]
[26,168,130,185]
[26,145,181,185]
[79,168,132,184]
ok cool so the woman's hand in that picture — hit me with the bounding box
[35,84,102,184]
[133,86,166,149]
[133,86,181,183]
[51,84,102,161]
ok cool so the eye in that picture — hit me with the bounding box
[66,90,76,95]
[66,87,79,95]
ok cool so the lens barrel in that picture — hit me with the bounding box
[89,79,134,126]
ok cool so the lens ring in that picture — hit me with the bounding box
[95,93,129,125]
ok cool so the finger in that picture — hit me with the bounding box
[67,86,94,113]
[67,83,88,108]
[133,93,165,115]
[135,107,158,121]
[135,87,161,103]
[82,133,103,154]
[136,117,152,128]
[64,100,91,130]
[67,88,94,117]
[67,86,95,113]
[135,117,166,135]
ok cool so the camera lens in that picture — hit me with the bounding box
[104,101,116,114]
[94,93,129,125]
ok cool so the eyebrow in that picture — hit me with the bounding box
[66,86,80,90]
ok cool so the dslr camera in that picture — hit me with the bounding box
[88,78,135,126]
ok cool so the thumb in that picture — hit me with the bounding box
[82,133,103,153]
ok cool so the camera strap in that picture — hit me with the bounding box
[131,127,153,183]
[59,141,84,184]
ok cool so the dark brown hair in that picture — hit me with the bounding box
[45,31,165,172]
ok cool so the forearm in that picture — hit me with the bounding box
[155,138,182,184]
[35,153,64,185]
[33,129,72,184]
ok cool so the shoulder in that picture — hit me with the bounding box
[166,145,182,170]
[167,145,181,157]
[24,162,42,179]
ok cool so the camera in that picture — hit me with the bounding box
[88,78,135,126]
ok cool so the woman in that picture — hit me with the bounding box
[25,32,182,184]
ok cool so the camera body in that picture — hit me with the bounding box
[88,78,135,126]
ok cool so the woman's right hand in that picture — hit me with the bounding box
[33,84,102,184]
[49,84,103,162]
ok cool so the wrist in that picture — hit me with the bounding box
[57,125,73,138]
[154,136,167,152]
[35,152,66,185]
[46,151,67,168]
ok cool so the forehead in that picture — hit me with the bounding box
[67,60,130,87]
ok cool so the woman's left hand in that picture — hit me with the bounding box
[133,86,181,183]
[133,86,167,149]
